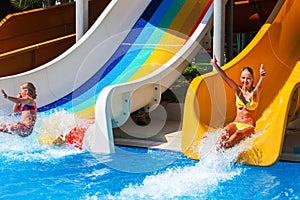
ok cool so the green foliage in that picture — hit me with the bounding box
[11,0,44,10]
[182,62,213,81]
[11,0,72,10]
[161,89,179,103]
[161,62,213,103]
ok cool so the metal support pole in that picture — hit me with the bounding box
[225,0,234,62]
[213,0,225,66]
[76,0,89,41]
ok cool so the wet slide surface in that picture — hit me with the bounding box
[182,0,300,166]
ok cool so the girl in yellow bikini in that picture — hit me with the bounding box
[210,55,266,148]
[0,82,37,137]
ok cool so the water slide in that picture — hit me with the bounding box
[0,0,213,153]
[182,0,300,166]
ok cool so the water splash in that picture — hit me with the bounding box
[113,129,263,199]
[36,109,87,140]
[0,110,86,163]
[115,161,242,199]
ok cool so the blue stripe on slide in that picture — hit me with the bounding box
[54,8,174,112]
[38,0,164,112]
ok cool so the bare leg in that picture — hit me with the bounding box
[1,124,32,137]
[219,123,237,147]
[9,124,32,137]
[0,124,8,132]
[221,126,255,148]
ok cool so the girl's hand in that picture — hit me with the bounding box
[260,64,266,77]
[210,55,218,66]
[1,89,7,99]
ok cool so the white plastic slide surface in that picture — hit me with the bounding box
[0,0,150,112]
[0,0,214,154]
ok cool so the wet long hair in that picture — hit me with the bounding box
[22,82,37,99]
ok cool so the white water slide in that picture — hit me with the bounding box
[0,0,213,153]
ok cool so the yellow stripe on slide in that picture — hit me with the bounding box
[179,1,205,35]
[129,1,198,81]
[168,0,198,31]
[128,33,186,81]
[74,105,96,119]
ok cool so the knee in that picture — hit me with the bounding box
[236,128,254,139]
[232,131,245,140]
[18,130,32,137]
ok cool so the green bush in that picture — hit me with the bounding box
[11,0,44,10]
[11,0,72,10]
[182,62,212,81]
[161,62,213,103]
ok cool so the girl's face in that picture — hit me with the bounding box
[240,69,253,90]
[19,85,28,97]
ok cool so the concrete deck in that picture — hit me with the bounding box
[114,120,182,152]
[113,102,183,152]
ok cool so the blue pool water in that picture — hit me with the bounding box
[0,129,299,200]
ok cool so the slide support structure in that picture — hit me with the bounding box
[76,0,89,41]
[213,0,225,65]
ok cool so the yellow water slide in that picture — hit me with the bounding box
[182,0,300,166]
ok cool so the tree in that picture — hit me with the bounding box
[10,0,74,11]
[10,0,44,10]
[0,0,20,21]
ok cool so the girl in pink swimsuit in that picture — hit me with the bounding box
[210,55,266,148]
[0,82,37,137]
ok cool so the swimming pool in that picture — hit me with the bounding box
[0,130,299,200]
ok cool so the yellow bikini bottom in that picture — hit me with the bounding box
[230,122,255,130]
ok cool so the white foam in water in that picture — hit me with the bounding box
[36,109,88,140]
[115,129,263,199]
[82,168,110,180]
[0,110,84,162]
[0,131,81,162]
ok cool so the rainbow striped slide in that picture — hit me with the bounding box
[0,0,213,153]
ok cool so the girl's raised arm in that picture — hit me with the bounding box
[210,55,240,94]
[252,64,266,100]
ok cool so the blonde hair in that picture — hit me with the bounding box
[22,82,37,99]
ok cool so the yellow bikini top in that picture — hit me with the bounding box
[235,95,258,111]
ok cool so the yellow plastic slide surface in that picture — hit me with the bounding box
[182,0,300,166]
